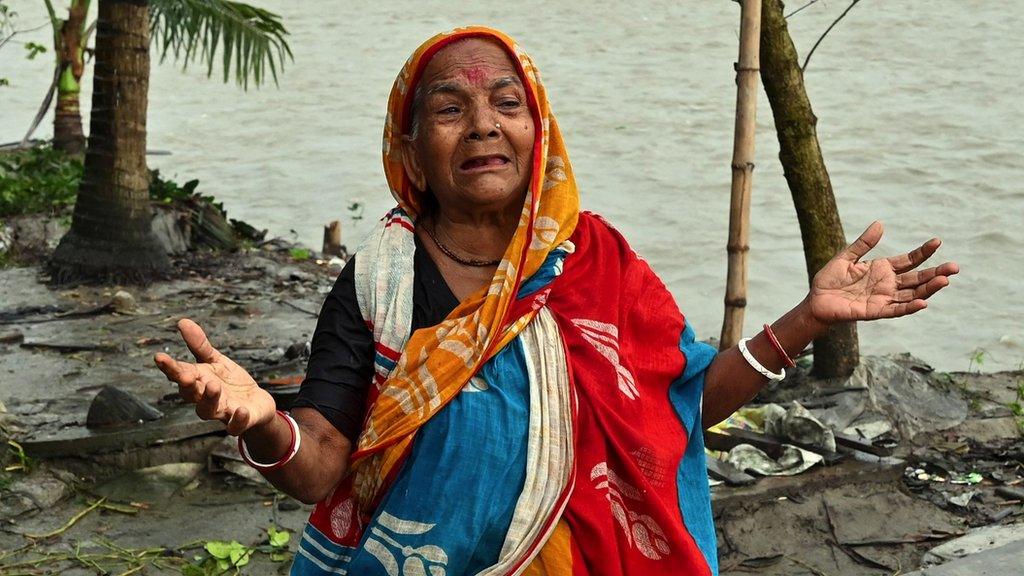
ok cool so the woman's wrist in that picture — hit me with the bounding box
[241,410,294,464]
[794,294,829,340]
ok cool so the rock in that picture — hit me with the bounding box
[946,490,979,508]
[906,539,1024,575]
[946,417,1021,443]
[284,341,309,360]
[327,256,345,274]
[94,463,204,503]
[263,347,286,363]
[921,524,1024,567]
[151,206,191,255]
[110,290,136,313]
[86,386,163,429]
[0,470,72,520]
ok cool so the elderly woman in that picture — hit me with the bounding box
[155,27,957,576]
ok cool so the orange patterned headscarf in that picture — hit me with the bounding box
[352,26,580,501]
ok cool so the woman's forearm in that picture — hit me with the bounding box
[241,406,352,504]
[702,296,828,427]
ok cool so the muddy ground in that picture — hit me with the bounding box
[0,244,1021,575]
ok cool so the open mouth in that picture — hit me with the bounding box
[460,155,510,171]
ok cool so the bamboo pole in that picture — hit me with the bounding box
[720,0,763,350]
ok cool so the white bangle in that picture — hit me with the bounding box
[738,337,786,381]
[238,411,302,469]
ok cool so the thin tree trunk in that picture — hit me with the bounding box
[51,0,169,284]
[760,0,859,377]
[720,0,762,350]
[52,0,89,155]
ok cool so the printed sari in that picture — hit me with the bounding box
[291,27,718,576]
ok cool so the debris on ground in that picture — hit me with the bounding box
[1,227,1021,574]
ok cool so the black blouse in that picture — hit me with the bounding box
[291,235,460,442]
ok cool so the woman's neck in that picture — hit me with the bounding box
[429,202,519,262]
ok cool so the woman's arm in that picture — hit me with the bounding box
[702,297,823,427]
[240,406,351,504]
[154,319,351,504]
[701,221,959,428]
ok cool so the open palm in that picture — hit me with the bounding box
[154,319,276,436]
[808,221,959,324]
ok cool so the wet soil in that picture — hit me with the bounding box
[0,247,1021,574]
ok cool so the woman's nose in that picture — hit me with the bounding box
[465,109,500,142]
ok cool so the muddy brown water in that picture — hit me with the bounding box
[2,1,1021,372]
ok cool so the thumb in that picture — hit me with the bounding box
[838,221,883,263]
[178,318,222,363]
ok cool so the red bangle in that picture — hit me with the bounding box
[763,324,797,368]
[237,410,300,471]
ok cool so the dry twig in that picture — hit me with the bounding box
[802,0,863,71]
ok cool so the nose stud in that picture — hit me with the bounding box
[495,123,501,130]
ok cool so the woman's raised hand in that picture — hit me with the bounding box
[807,221,959,325]
[154,319,276,436]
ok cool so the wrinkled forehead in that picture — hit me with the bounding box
[418,37,521,89]
[400,35,530,134]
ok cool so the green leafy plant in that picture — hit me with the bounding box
[289,247,311,261]
[1010,380,1024,436]
[967,347,990,373]
[181,526,291,574]
[182,540,253,575]
[266,525,291,562]
[23,40,46,59]
[0,147,82,216]
[5,439,31,473]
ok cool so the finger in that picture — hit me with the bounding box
[895,275,950,302]
[178,318,223,364]
[896,261,960,289]
[195,376,224,421]
[225,406,251,437]
[154,353,199,389]
[838,221,883,263]
[888,238,940,274]
[884,299,928,318]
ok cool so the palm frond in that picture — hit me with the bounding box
[149,0,292,89]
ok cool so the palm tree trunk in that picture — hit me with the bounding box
[52,0,89,155]
[759,0,859,378]
[51,0,169,284]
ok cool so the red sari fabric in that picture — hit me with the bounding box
[513,212,713,576]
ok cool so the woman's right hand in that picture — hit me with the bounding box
[154,319,276,436]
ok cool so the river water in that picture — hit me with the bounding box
[2,1,1021,372]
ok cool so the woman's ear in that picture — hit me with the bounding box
[400,138,428,192]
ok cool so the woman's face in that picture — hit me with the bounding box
[402,38,536,217]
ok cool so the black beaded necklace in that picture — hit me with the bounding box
[423,222,501,267]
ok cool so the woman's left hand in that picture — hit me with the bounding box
[807,221,959,325]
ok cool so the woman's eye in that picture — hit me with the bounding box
[499,100,521,109]
[438,106,459,115]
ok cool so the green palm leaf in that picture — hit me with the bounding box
[149,0,292,89]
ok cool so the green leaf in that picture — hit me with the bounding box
[270,551,290,562]
[268,525,290,548]
[228,547,251,567]
[149,0,293,89]
[204,540,234,559]
[24,41,47,59]
[289,247,310,261]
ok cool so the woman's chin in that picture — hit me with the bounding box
[454,181,528,209]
